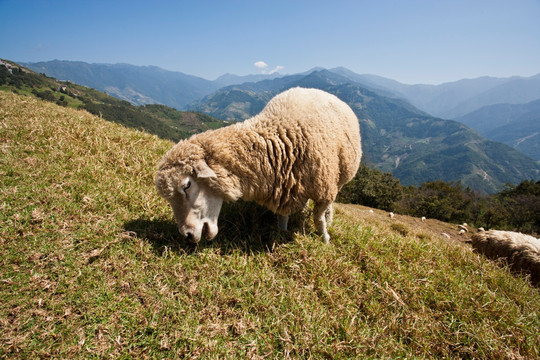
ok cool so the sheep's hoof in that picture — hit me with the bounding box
[322,233,331,244]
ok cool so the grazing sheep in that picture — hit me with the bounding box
[389,212,394,219]
[458,224,468,232]
[421,216,426,222]
[155,87,362,243]
[471,230,540,284]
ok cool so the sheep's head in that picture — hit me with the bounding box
[155,159,223,243]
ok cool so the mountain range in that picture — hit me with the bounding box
[24,60,540,122]
[13,60,540,193]
[21,60,282,109]
[456,99,540,161]
[189,69,539,192]
[334,70,540,120]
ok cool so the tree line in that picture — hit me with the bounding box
[338,164,539,235]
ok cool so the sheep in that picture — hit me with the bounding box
[155,87,362,244]
[458,224,468,232]
[389,212,394,219]
[421,216,426,222]
[471,230,540,284]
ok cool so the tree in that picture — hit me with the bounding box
[338,164,403,211]
[399,180,473,223]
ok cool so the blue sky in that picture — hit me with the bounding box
[1,0,539,84]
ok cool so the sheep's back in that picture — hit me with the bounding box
[249,87,361,188]
[472,230,540,284]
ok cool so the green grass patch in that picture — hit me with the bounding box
[1,92,539,359]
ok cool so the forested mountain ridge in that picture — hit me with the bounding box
[1,59,226,142]
[456,99,540,161]
[21,60,282,109]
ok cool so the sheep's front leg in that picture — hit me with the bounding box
[314,201,332,243]
[325,203,334,227]
[277,214,289,231]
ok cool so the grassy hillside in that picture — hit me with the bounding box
[1,92,539,359]
[0,60,226,142]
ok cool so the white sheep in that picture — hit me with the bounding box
[471,230,540,284]
[421,216,426,222]
[155,87,362,243]
[389,212,394,219]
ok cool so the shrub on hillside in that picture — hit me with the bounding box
[397,180,474,223]
[338,164,403,211]
[497,180,540,234]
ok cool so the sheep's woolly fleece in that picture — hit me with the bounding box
[156,87,361,235]
[471,230,540,284]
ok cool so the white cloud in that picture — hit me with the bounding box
[254,61,268,69]
[268,65,284,74]
[254,61,284,74]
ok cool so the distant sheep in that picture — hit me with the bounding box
[155,87,361,243]
[471,230,540,284]
[389,212,394,219]
[421,216,426,222]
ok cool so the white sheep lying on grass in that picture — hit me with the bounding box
[471,230,540,284]
[155,87,362,243]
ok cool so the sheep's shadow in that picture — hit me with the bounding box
[124,201,305,256]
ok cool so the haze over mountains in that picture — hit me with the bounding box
[456,99,540,161]
[17,60,540,193]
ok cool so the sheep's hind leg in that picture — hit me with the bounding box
[313,201,332,243]
[277,214,289,231]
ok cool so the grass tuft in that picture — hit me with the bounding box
[1,92,539,359]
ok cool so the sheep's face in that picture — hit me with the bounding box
[156,161,223,243]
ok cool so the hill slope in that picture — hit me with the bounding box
[456,99,540,161]
[190,71,540,193]
[21,60,299,109]
[1,60,226,142]
[21,60,220,109]
[1,92,539,358]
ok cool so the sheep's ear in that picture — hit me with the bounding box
[194,159,217,178]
